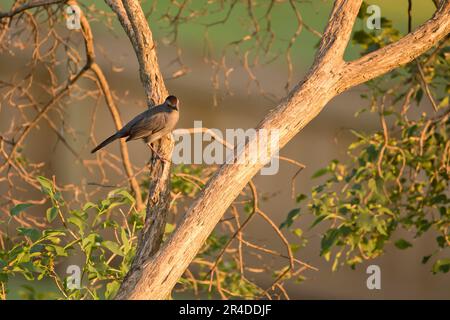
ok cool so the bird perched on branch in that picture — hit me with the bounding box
[91,95,179,160]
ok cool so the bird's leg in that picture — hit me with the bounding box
[147,142,170,164]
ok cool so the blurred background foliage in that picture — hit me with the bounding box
[0,0,448,299]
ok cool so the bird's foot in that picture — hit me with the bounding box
[153,153,171,164]
[148,144,171,164]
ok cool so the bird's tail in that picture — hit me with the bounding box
[91,133,120,153]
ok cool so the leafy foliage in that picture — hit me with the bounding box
[286,4,450,273]
[0,176,144,299]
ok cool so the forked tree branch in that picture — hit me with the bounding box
[112,0,450,299]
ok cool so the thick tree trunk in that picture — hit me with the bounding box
[110,0,450,299]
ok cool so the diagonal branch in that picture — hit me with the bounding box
[341,0,450,92]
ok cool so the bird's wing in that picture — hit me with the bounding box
[118,112,146,137]
[127,110,168,141]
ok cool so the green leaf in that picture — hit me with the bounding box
[320,228,340,256]
[10,203,33,216]
[292,228,303,237]
[354,108,367,118]
[394,239,412,250]
[357,211,373,232]
[290,243,301,253]
[116,190,135,204]
[17,228,41,242]
[368,179,377,194]
[280,208,301,229]
[353,30,371,45]
[415,88,423,104]
[68,216,86,236]
[82,233,100,257]
[422,255,432,264]
[46,245,67,257]
[296,194,307,203]
[37,176,53,195]
[436,236,446,248]
[102,241,123,256]
[309,214,327,229]
[83,202,97,211]
[46,207,58,223]
[311,168,328,179]
[432,259,450,274]
[105,281,120,299]
[165,223,175,234]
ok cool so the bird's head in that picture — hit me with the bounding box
[165,95,179,110]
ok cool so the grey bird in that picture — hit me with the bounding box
[91,95,179,157]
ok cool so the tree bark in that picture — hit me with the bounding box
[112,0,449,299]
[104,0,174,298]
